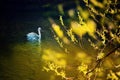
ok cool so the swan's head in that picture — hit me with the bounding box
[38,27,41,31]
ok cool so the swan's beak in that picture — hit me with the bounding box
[41,29,45,32]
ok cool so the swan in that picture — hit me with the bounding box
[27,27,41,44]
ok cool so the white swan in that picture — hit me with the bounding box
[27,27,41,44]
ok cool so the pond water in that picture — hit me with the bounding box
[0,1,60,80]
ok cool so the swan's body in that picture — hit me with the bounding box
[27,27,41,44]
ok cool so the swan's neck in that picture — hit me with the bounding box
[38,27,41,44]
[38,28,41,36]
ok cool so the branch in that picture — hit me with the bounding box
[87,44,120,74]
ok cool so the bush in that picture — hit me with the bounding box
[42,0,120,80]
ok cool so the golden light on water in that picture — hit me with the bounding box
[42,48,66,67]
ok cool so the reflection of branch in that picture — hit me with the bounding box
[87,45,120,74]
